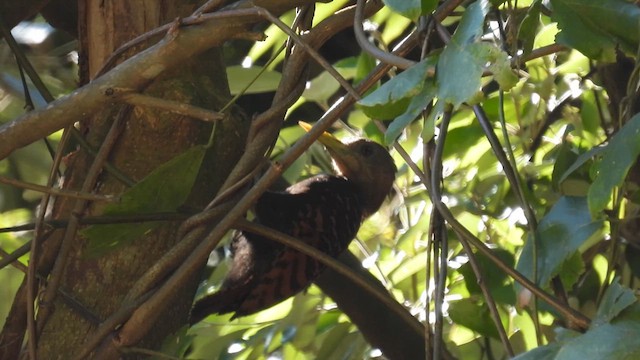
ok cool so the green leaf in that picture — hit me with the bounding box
[458,249,516,305]
[557,251,585,291]
[421,0,437,15]
[588,114,640,216]
[358,58,435,119]
[83,145,207,255]
[518,1,543,56]
[557,145,604,185]
[484,44,518,90]
[448,299,501,339]
[516,196,602,292]
[436,0,491,107]
[550,0,640,61]
[383,0,420,19]
[515,302,640,359]
[594,279,637,326]
[422,99,444,143]
[554,321,640,359]
[511,342,562,360]
[226,66,282,94]
[384,80,436,144]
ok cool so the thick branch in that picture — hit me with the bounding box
[0,1,314,160]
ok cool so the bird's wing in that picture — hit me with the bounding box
[233,176,363,316]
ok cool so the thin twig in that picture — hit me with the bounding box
[36,107,130,334]
[391,142,591,330]
[193,0,227,16]
[119,92,225,122]
[255,7,362,100]
[0,175,117,202]
[432,106,514,357]
[110,2,390,350]
[88,0,463,353]
[354,0,416,70]
[235,219,424,336]
[512,43,569,67]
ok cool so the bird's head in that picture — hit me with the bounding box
[299,122,396,218]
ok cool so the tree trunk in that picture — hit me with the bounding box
[21,1,248,358]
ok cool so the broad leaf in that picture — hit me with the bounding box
[83,145,206,255]
[384,79,436,144]
[516,196,602,294]
[589,114,640,216]
[383,0,421,20]
[550,0,640,61]
[359,58,435,119]
[226,66,282,95]
[594,279,637,326]
[437,0,491,107]
[514,295,640,360]
[448,298,501,339]
[518,0,543,56]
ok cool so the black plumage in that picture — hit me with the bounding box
[191,134,396,322]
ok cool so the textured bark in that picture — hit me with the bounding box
[32,0,248,358]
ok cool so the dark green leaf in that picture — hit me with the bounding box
[458,249,516,305]
[518,1,542,55]
[552,138,578,188]
[83,145,206,255]
[448,299,500,339]
[557,145,604,185]
[589,114,640,216]
[516,196,602,292]
[550,0,640,61]
[594,279,637,326]
[421,0,437,15]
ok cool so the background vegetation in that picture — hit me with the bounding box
[1,0,640,359]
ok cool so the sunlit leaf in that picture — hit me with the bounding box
[385,79,436,144]
[437,0,491,107]
[358,58,435,119]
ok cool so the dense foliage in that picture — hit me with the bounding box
[2,0,640,358]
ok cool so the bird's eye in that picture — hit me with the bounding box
[359,143,374,157]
